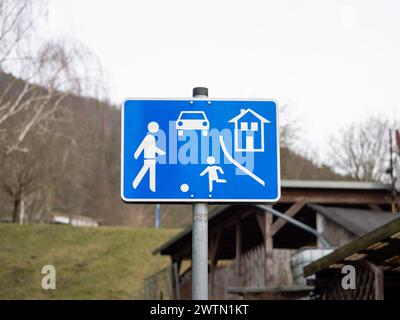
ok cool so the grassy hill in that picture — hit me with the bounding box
[0,224,180,299]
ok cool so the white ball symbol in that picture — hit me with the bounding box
[180,184,189,193]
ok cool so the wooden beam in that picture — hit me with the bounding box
[209,232,221,266]
[256,212,265,237]
[173,258,182,275]
[171,245,191,262]
[209,231,222,299]
[210,209,254,237]
[304,218,400,277]
[171,209,256,263]
[272,201,306,236]
[364,261,384,300]
[236,221,242,279]
[265,210,273,286]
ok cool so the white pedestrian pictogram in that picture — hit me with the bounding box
[200,156,227,192]
[132,122,165,192]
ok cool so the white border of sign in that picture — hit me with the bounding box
[120,98,281,203]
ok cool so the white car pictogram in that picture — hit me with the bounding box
[176,111,209,136]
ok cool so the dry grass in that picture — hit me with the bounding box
[0,224,180,299]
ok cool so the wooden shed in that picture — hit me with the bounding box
[304,217,400,300]
[150,180,399,299]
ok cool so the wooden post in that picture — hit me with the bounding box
[271,201,305,236]
[256,212,265,237]
[236,221,242,285]
[209,232,221,299]
[365,260,384,300]
[174,258,182,275]
[265,209,273,286]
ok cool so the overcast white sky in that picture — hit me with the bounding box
[42,0,400,158]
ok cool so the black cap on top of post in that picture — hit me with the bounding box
[192,87,208,97]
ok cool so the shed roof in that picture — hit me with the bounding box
[304,217,400,277]
[308,204,400,237]
[281,180,390,190]
[153,180,395,257]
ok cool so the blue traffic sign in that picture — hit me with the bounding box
[121,98,280,203]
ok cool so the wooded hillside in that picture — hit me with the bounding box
[0,72,344,228]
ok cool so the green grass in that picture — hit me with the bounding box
[0,224,180,299]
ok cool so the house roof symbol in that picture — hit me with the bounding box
[228,108,270,124]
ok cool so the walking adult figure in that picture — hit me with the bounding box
[133,122,165,192]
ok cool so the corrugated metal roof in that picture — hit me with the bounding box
[309,204,400,236]
[282,180,390,190]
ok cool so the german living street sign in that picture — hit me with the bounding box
[121,98,280,203]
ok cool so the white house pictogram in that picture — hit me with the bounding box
[228,108,270,152]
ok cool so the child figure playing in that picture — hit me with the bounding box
[200,156,227,192]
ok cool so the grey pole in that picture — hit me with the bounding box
[155,204,161,229]
[192,87,208,300]
[255,205,331,248]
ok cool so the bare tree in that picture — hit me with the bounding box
[0,0,48,153]
[1,40,106,222]
[0,0,106,154]
[0,0,112,224]
[329,116,394,182]
[279,104,301,148]
[0,0,43,66]
[1,135,46,222]
[0,39,105,153]
[0,20,106,222]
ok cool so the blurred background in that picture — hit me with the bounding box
[0,0,399,300]
[1,0,399,228]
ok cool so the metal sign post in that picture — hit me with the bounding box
[155,204,161,228]
[121,90,280,300]
[192,87,209,300]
